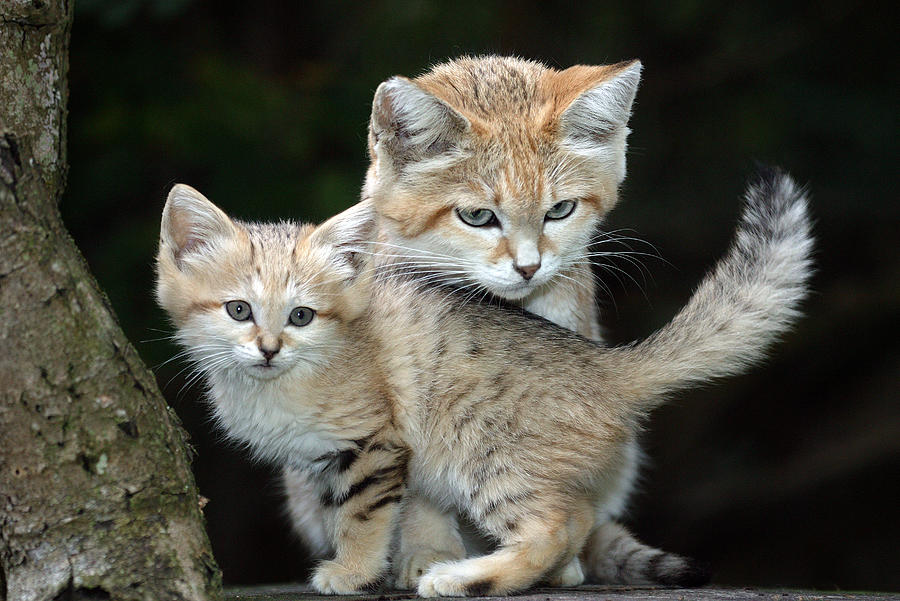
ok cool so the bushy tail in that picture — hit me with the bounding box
[613,167,813,412]
[582,522,710,586]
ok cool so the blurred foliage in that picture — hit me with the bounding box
[62,0,897,591]
[78,0,193,25]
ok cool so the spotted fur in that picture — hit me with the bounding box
[157,167,811,596]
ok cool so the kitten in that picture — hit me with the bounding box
[156,168,812,596]
[286,55,675,588]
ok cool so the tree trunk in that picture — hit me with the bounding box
[0,2,222,600]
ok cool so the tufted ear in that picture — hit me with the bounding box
[370,76,471,168]
[309,199,378,276]
[557,60,642,151]
[160,184,238,268]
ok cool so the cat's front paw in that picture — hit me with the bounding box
[312,560,380,594]
[395,547,464,589]
[418,561,494,598]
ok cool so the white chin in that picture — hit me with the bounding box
[247,365,284,380]
[485,281,534,300]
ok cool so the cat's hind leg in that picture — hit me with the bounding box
[282,466,334,558]
[544,556,585,587]
[394,495,466,589]
[418,495,594,597]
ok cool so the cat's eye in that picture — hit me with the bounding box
[456,207,498,227]
[545,200,576,220]
[288,306,316,327]
[225,300,252,321]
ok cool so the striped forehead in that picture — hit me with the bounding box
[481,151,550,215]
[463,122,551,207]
[243,223,293,268]
[238,223,313,295]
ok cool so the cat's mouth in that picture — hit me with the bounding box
[249,361,283,379]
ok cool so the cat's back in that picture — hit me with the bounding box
[366,272,605,389]
[364,274,633,496]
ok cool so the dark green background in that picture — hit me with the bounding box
[64,0,898,591]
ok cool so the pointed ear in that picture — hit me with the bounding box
[370,76,470,168]
[309,199,378,276]
[161,184,238,267]
[558,60,642,149]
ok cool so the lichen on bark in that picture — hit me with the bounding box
[0,1,69,196]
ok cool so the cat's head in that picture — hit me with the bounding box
[365,56,641,300]
[156,185,374,381]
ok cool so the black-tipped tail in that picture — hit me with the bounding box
[653,555,712,588]
[612,167,813,412]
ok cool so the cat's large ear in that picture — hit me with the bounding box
[370,76,470,169]
[308,199,378,278]
[308,201,378,320]
[160,184,238,268]
[557,60,642,151]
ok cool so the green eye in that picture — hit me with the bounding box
[288,306,316,327]
[545,200,576,220]
[456,207,498,227]
[225,300,252,321]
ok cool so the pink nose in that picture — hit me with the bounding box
[515,262,540,280]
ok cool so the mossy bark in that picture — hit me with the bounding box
[0,2,222,600]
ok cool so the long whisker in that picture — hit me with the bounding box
[365,241,479,262]
[165,354,231,388]
[550,270,593,294]
[589,230,667,262]
[140,333,181,344]
[377,269,473,285]
[175,353,238,398]
[356,248,477,266]
[598,262,652,303]
[371,255,474,268]
[453,281,491,309]
[376,263,474,275]
[154,345,227,370]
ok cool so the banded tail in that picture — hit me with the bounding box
[614,167,813,412]
[583,522,710,586]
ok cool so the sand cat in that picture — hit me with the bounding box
[287,55,697,587]
[156,168,811,596]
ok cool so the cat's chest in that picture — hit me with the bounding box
[209,379,343,466]
[523,289,584,333]
[521,271,600,340]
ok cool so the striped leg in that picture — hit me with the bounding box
[311,439,409,594]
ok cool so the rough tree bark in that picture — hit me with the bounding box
[0,1,222,600]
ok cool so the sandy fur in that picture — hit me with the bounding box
[288,56,710,588]
[157,167,811,596]
[363,57,644,585]
[356,56,658,587]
